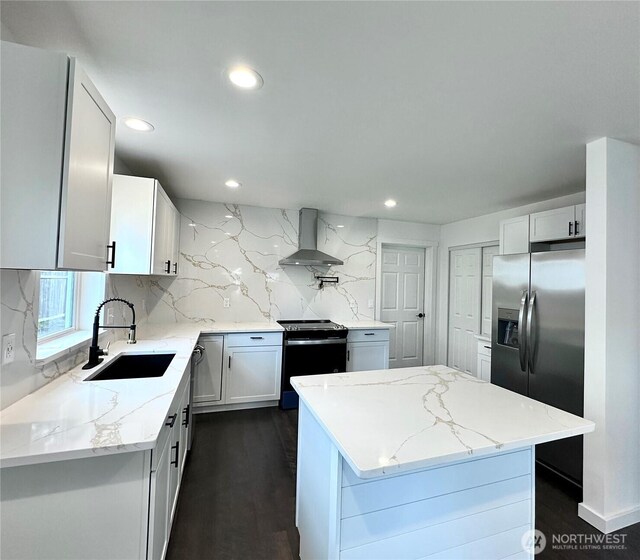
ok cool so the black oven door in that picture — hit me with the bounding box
[280,339,347,409]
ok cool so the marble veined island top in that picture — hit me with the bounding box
[291,365,595,479]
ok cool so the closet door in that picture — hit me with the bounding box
[447,248,482,375]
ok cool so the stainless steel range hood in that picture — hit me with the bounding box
[279,208,343,266]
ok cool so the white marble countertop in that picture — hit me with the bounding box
[340,320,392,329]
[291,365,595,479]
[0,322,283,468]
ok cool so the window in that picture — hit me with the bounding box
[38,271,78,340]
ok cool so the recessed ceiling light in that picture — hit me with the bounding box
[336,225,345,228]
[188,223,197,227]
[227,66,263,90]
[384,199,397,208]
[225,179,241,188]
[224,215,233,219]
[123,117,154,132]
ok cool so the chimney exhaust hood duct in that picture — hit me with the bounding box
[279,208,343,266]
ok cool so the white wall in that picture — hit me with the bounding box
[578,138,640,533]
[435,191,586,364]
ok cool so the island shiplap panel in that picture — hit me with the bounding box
[340,475,530,549]
[340,500,531,560]
[422,524,532,559]
[340,448,532,515]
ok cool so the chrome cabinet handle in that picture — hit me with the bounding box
[165,260,171,274]
[527,291,537,374]
[250,336,264,340]
[574,221,579,236]
[569,221,573,236]
[182,405,189,427]
[173,262,178,274]
[347,350,350,361]
[228,355,231,368]
[364,332,375,336]
[106,241,116,268]
[518,290,528,372]
[165,413,177,428]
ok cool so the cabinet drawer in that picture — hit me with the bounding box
[347,329,390,343]
[225,332,282,347]
[477,341,492,357]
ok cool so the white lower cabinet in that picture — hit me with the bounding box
[193,332,283,410]
[225,345,282,404]
[476,340,492,382]
[0,373,191,560]
[148,433,171,560]
[346,329,390,372]
[193,335,224,405]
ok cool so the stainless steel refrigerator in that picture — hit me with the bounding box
[492,249,585,486]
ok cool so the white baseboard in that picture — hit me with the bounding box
[578,502,640,534]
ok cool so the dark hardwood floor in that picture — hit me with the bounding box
[167,408,639,560]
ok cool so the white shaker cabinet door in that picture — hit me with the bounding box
[152,185,173,275]
[194,335,224,404]
[148,435,171,560]
[224,346,282,404]
[529,205,576,243]
[347,341,389,372]
[57,60,116,270]
[499,215,529,255]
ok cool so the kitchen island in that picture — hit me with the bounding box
[291,365,594,560]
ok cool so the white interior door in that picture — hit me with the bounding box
[448,247,482,374]
[380,246,425,368]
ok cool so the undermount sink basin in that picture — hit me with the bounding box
[86,352,176,381]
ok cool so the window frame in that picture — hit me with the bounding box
[36,271,80,343]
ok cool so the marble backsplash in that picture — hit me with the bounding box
[0,199,378,410]
[0,270,124,410]
[111,199,378,325]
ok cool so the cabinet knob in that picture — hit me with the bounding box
[416,313,425,318]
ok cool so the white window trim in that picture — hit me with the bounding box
[36,272,108,364]
[36,272,80,345]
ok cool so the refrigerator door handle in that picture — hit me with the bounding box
[527,291,537,374]
[518,290,528,372]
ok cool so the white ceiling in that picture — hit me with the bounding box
[2,1,638,224]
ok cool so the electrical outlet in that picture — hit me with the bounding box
[223,298,230,308]
[2,333,16,365]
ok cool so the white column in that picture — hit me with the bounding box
[579,137,640,533]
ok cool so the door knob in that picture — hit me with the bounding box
[416,313,425,318]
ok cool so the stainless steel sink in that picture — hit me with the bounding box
[85,352,176,381]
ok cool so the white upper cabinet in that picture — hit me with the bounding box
[529,205,576,242]
[499,215,530,255]
[500,203,586,254]
[575,203,586,238]
[0,41,115,271]
[109,175,180,276]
